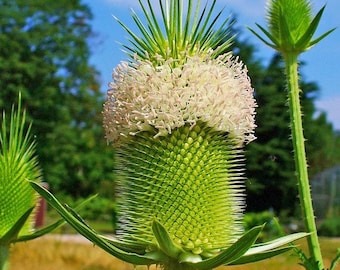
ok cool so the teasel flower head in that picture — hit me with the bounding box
[104,0,254,253]
[100,1,309,269]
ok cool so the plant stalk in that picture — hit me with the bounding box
[284,53,324,270]
[0,245,10,270]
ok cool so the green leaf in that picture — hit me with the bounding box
[189,225,263,269]
[15,218,65,242]
[0,207,34,245]
[102,236,149,254]
[152,220,183,259]
[230,246,292,265]
[307,28,336,49]
[30,181,158,266]
[247,24,278,50]
[294,5,336,51]
[330,249,340,270]
[244,232,309,255]
[294,5,325,49]
[16,194,98,242]
[230,232,308,265]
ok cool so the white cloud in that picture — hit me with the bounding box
[316,96,340,130]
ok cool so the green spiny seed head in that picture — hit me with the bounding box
[103,50,256,267]
[0,102,41,241]
[103,0,256,268]
[268,0,312,44]
[116,122,245,258]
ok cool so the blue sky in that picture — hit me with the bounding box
[83,0,340,130]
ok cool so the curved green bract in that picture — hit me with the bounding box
[0,101,41,241]
[115,122,245,257]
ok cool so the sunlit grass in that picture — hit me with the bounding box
[10,236,339,270]
[10,236,127,270]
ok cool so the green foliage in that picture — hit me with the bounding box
[76,197,116,223]
[244,211,274,230]
[244,54,297,213]
[318,218,340,237]
[0,0,115,197]
[243,211,279,241]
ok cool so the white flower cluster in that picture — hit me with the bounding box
[103,53,256,144]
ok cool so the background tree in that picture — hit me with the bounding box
[0,0,115,198]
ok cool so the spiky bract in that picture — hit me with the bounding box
[0,104,41,239]
[115,122,245,260]
[116,0,234,65]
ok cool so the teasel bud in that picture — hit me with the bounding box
[0,101,41,241]
[0,97,41,270]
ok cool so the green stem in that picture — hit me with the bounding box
[0,245,10,270]
[284,53,324,270]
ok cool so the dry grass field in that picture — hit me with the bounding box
[9,235,340,270]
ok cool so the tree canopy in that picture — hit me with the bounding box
[0,0,115,198]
